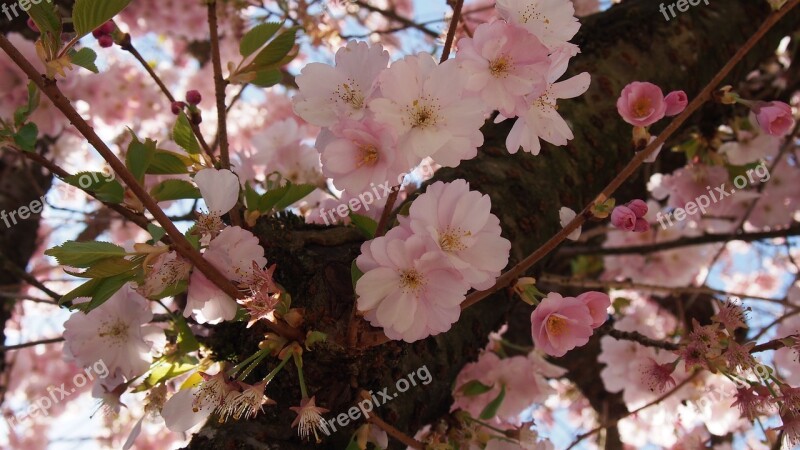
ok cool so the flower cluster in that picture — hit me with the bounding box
[610,199,650,232]
[355,180,510,342]
[530,291,610,357]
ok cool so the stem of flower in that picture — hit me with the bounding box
[294,353,308,398]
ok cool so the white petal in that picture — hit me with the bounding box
[195,168,240,214]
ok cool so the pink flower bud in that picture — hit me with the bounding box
[170,101,186,115]
[27,18,39,33]
[98,35,114,48]
[616,81,667,127]
[752,101,795,136]
[625,199,648,218]
[186,90,202,106]
[99,21,116,35]
[92,29,105,38]
[633,218,650,232]
[664,90,688,116]
[610,206,637,231]
[576,291,611,328]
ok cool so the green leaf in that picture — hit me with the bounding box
[251,69,283,88]
[175,315,200,353]
[273,183,315,210]
[240,22,283,57]
[349,212,377,239]
[479,384,506,420]
[72,0,131,38]
[13,123,38,152]
[46,241,127,268]
[69,48,99,73]
[172,112,200,155]
[351,260,364,289]
[126,137,156,184]
[144,357,196,387]
[244,183,261,211]
[64,256,139,278]
[63,172,124,203]
[458,380,494,397]
[247,27,299,71]
[258,184,290,212]
[61,272,135,311]
[28,1,62,55]
[147,150,190,175]
[147,224,166,243]
[343,434,360,450]
[150,179,202,202]
[14,83,40,127]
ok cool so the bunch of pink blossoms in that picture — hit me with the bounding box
[530,291,610,357]
[355,180,511,342]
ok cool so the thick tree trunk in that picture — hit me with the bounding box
[187,2,800,449]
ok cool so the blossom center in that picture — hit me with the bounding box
[632,97,652,118]
[545,314,568,337]
[335,82,364,109]
[399,268,426,294]
[409,99,440,128]
[439,227,470,252]
[98,319,130,346]
[489,56,513,78]
[356,144,379,168]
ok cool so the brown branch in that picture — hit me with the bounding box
[352,0,439,38]
[0,337,64,351]
[597,322,679,351]
[359,391,424,449]
[559,224,800,257]
[439,0,464,63]
[118,34,216,165]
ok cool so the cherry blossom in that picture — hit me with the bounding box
[369,54,488,167]
[751,100,795,136]
[495,0,581,50]
[530,292,595,357]
[355,226,470,342]
[456,20,550,116]
[293,40,390,127]
[616,81,668,127]
[63,285,163,379]
[403,180,511,290]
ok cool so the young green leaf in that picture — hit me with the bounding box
[479,384,506,420]
[240,22,283,57]
[458,380,494,397]
[351,260,364,289]
[45,241,127,268]
[126,137,156,183]
[147,224,166,243]
[72,0,132,38]
[272,183,315,210]
[251,69,283,88]
[245,27,299,72]
[150,179,202,202]
[13,123,38,152]
[64,256,139,278]
[71,272,137,313]
[349,212,377,239]
[69,48,99,73]
[172,112,201,154]
[147,150,190,175]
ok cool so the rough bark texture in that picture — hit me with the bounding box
[186,2,800,450]
[0,151,52,399]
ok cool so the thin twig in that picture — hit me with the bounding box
[352,0,439,38]
[1,337,64,351]
[359,391,424,449]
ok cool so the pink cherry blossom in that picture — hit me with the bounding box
[355,226,470,342]
[451,350,565,428]
[664,90,688,116]
[530,292,594,357]
[63,285,163,379]
[626,199,649,218]
[633,217,651,232]
[369,54,487,167]
[616,82,668,127]
[503,67,591,155]
[319,118,409,193]
[576,291,610,328]
[611,205,637,231]
[751,100,795,136]
[495,0,581,50]
[456,20,550,116]
[403,180,511,290]
[185,227,267,324]
[293,40,390,127]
